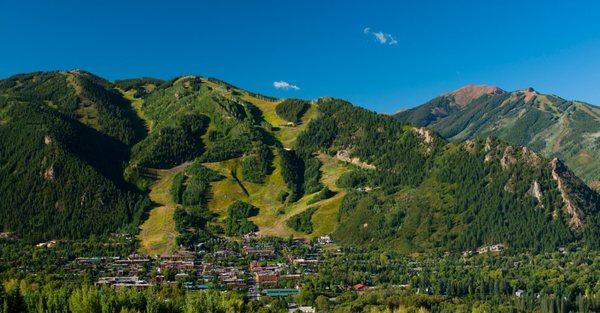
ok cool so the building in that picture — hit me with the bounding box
[515,290,525,297]
[161,260,195,271]
[160,251,195,261]
[183,282,210,290]
[249,261,281,273]
[243,245,275,257]
[255,271,278,284]
[291,258,319,266]
[96,276,151,289]
[263,289,300,297]
[317,235,333,245]
[354,283,365,291]
[288,303,316,313]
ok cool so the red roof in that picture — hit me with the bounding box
[353,283,365,290]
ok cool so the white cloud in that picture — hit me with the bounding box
[364,27,397,45]
[273,81,300,91]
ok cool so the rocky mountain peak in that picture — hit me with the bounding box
[445,84,505,107]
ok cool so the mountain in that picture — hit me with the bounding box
[2,71,600,254]
[394,85,600,187]
[0,71,150,242]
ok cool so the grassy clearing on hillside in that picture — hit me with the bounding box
[203,150,350,238]
[66,73,101,130]
[137,171,179,256]
[205,153,288,223]
[136,79,337,241]
[122,89,153,132]
[201,78,318,148]
[309,154,349,236]
[275,104,318,148]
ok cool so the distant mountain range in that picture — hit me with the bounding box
[1,72,600,253]
[395,85,600,189]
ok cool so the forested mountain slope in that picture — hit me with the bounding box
[0,71,149,242]
[395,85,600,187]
[298,98,600,252]
[1,71,600,254]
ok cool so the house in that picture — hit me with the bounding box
[243,232,259,241]
[183,282,210,290]
[96,276,151,289]
[291,258,319,266]
[317,235,333,245]
[221,277,246,289]
[515,289,525,297]
[288,303,316,313]
[160,251,195,261]
[76,257,106,265]
[115,254,151,265]
[161,260,195,271]
[175,273,189,280]
[212,250,240,258]
[243,245,276,257]
[353,283,365,291]
[249,261,281,273]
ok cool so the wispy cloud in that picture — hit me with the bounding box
[273,81,300,91]
[363,27,397,45]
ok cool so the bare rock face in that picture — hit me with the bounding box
[335,149,376,170]
[464,139,476,153]
[521,87,538,103]
[504,176,515,193]
[521,146,540,166]
[484,137,493,152]
[590,180,600,192]
[412,127,434,145]
[551,158,585,229]
[527,180,543,205]
[500,146,517,169]
[445,85,505,107]
[43,165,56,181]
[43,135,53,145]
[412,127,436,153]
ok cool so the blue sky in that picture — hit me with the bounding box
[1,1,600,112]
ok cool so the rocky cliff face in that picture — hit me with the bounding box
[551,158,586,229]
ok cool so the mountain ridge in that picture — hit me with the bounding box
[2,71,600,254]
[395,84,600,187]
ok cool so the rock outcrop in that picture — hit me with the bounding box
[551,158,585,229]
[335,150,376,170]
